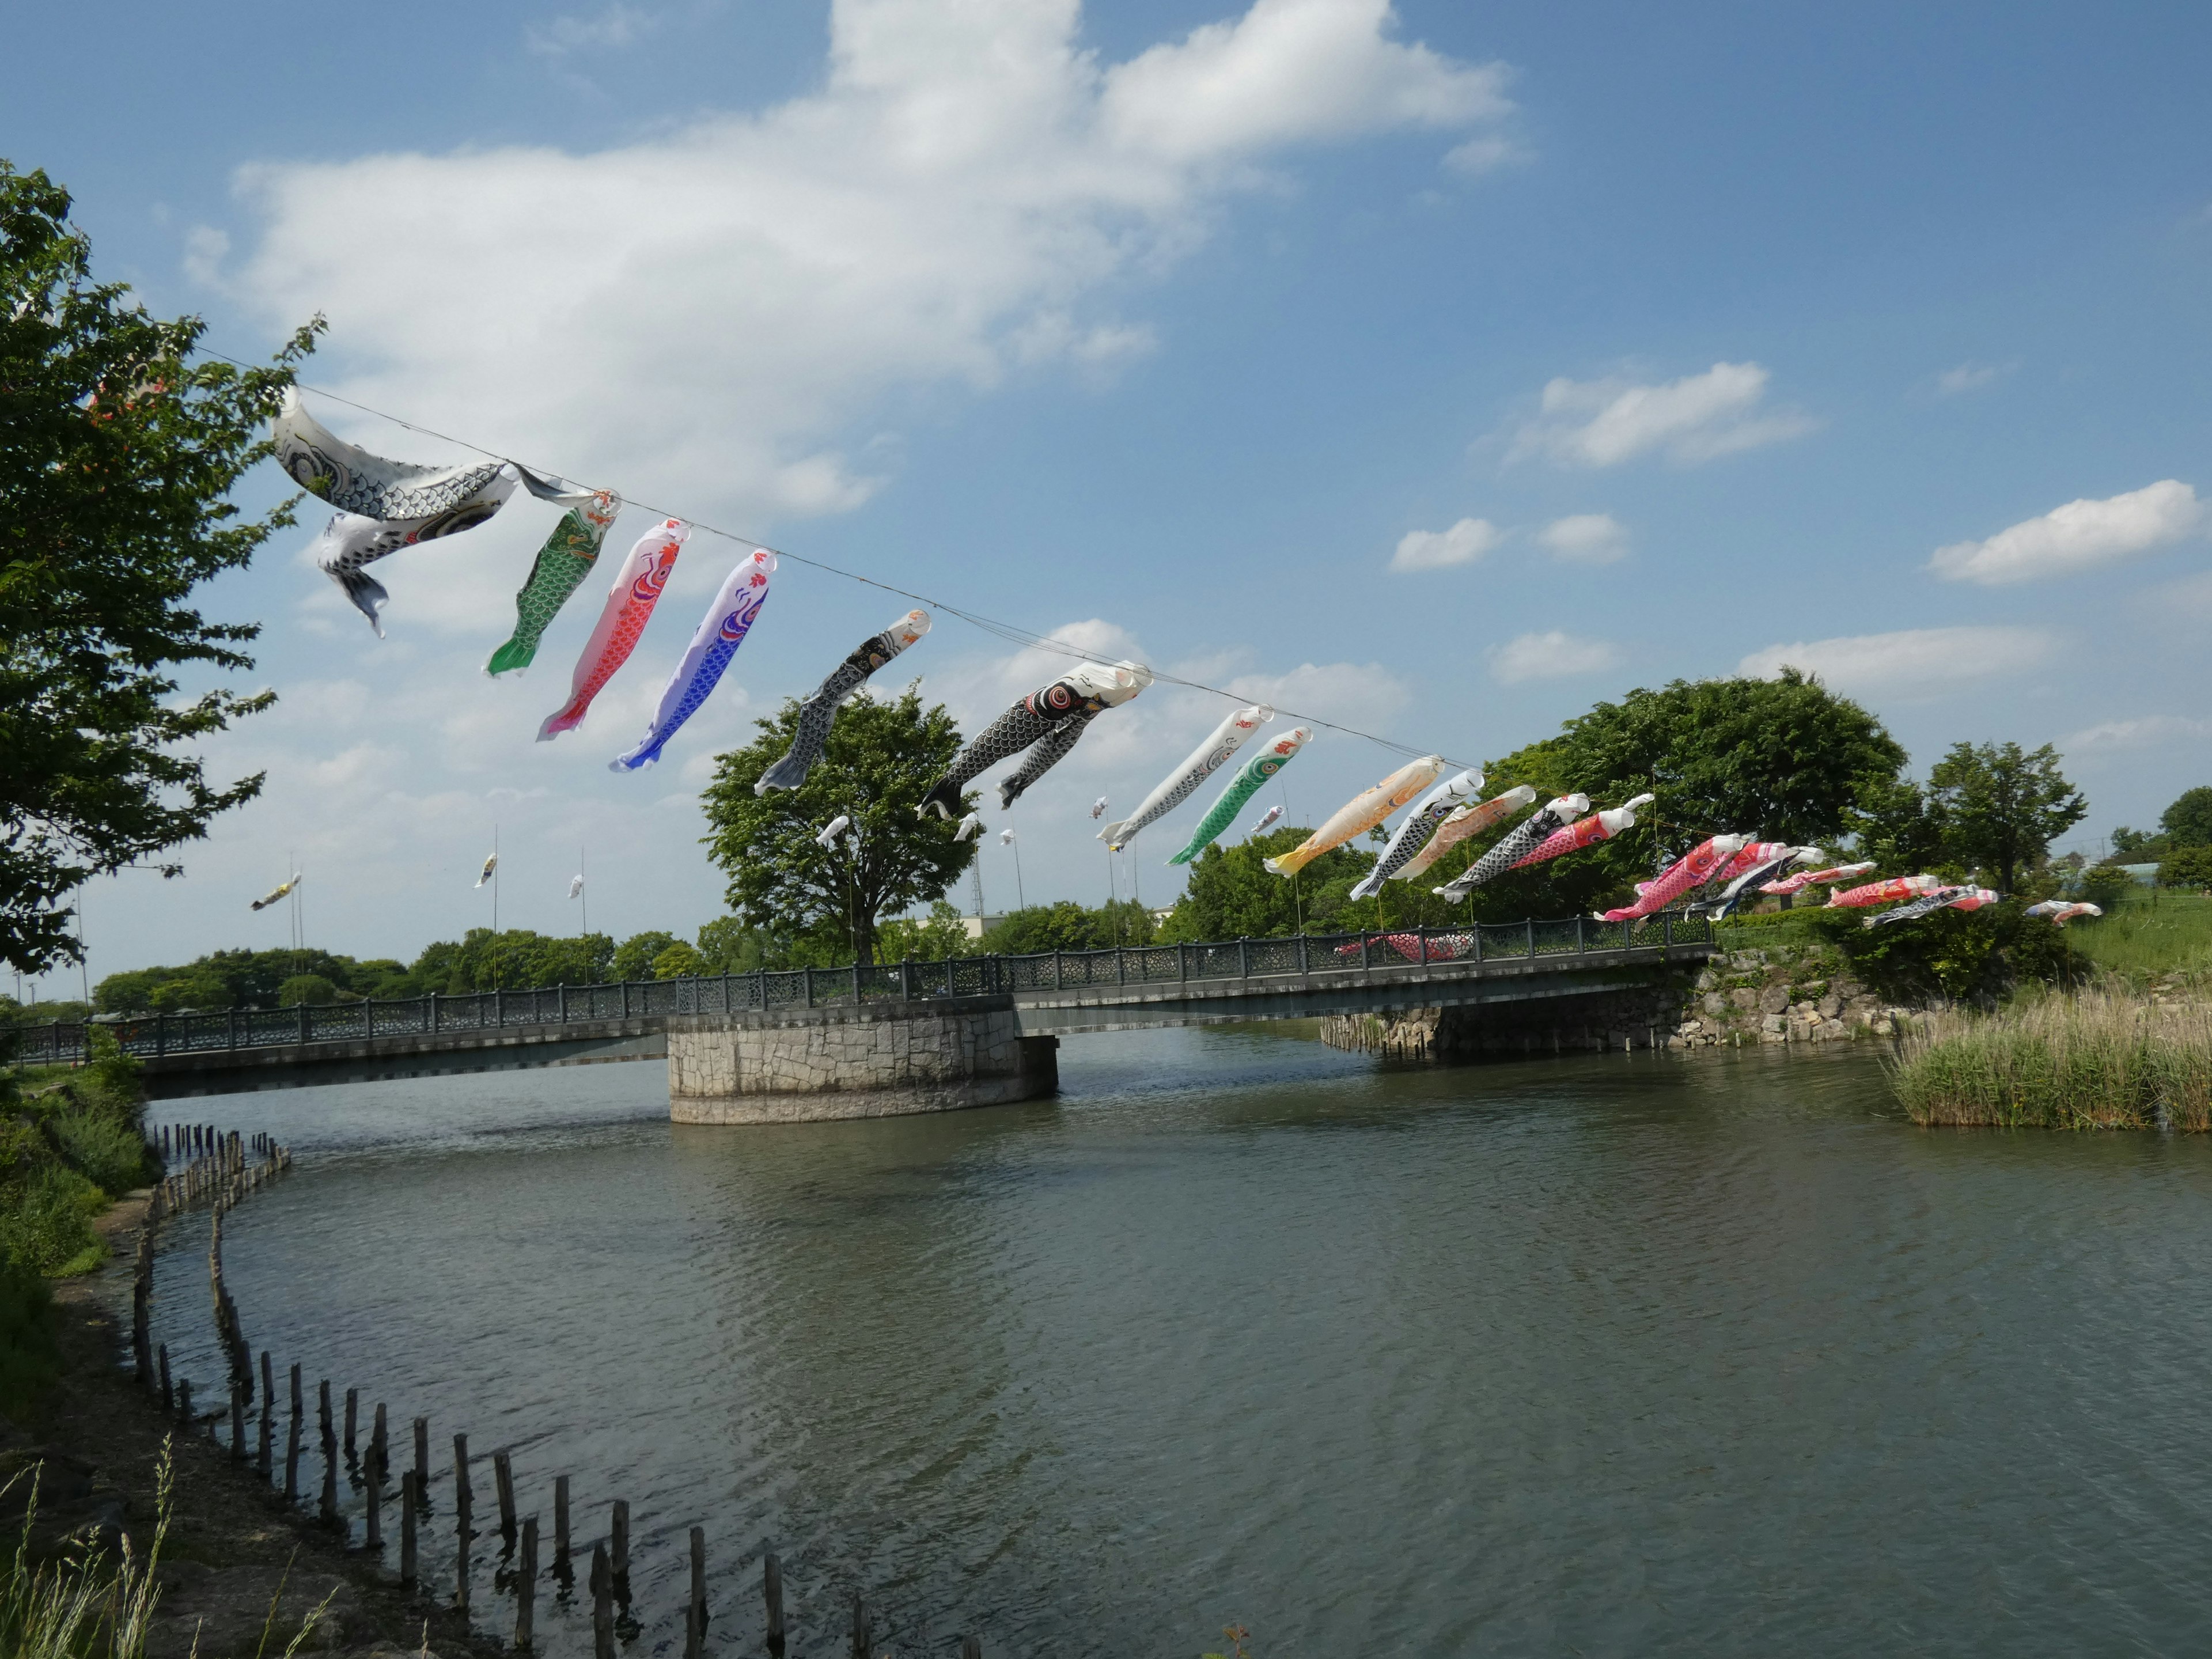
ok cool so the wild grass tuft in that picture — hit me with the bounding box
[1891,988,2212,1130]
[2063,890,2212,988]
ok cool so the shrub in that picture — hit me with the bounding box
[2158,846,2212,892]
[0,1254,58,1422]
[2081,863,2137,907]
[49,1111,149,1199]
[0,1168,105,1278]
[652,942,709,980]
[1892,990,2212,1130]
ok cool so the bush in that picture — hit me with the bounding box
[2158,846,2212,892]
[2081,863,2137,907]
[0,1168,105,1278]
[652,942,709,980]
[1805,899,2074,1004]
[1893,990,2212,1130]
[0,1253,58,1422]
[276,974,340,1006]
[49,1111,150,1198]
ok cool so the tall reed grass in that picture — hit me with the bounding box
[1891,989,2212,1130]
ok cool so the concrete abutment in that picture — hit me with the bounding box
[666,994,1059,1124]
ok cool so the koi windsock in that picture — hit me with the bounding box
[538,519,689,741]
[1167,726,1312,865]
[276,387,513,520]
[1254,804,1285,834]
[1703,845,1822,918]
[1433,796,1589,901]
[249,877,299,912]
[1395,786,1539,882]
[1266,755,1445,878]
[1762,860,1876,896]
[1100,704,1273,850]
[917,662,1152,819]
[1509,793,1654,871]
[1596,834,1748,922]
[1825,873,1943,910]
[1350,770,1486,900]
[756,609,931,793]
[486,476,624,677]
[2025,899,2103,927]
[611,549,775,771]
[1865,885,2001,929]
[310,467,520,637]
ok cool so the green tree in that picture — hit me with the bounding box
[2160,787,2212,849]
[983,899,1156,954]
[1,163,320,974]
[2157,846,2212,892]
[2080,863,2136,908]
[611,931,677,983]
[1925,740,2087,894]
[1158,826,1375,941]
[276,974,339,1006]
[652,941,709,979]
[875,901,975,961]
[700,685,974,964]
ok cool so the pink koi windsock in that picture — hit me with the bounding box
[538,519,688,741]
[1395,786,1539,882]
[1597,834,1747,922]
[2025,899,2102,927]
[1762,860,1876,896]
[1510,793,1653,870]
[1825,872,1943,910]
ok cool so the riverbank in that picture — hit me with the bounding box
[9,1191,502,1659]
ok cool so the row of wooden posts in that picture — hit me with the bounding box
[134,1123,982,1658]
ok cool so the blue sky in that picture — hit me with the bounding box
[8,0,2211,991]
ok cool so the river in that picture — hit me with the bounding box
[146,1025,2212,1656]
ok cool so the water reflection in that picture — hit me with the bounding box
[149,1028,2212,1656]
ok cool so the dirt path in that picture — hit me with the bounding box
[7,1192,510,1659]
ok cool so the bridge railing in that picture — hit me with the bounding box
[5,913,1713,1066]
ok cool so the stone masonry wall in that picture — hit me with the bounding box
[1321,936,1918,1062]
[667,997,1058,1124]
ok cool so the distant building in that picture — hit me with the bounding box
[960,914,1005,941]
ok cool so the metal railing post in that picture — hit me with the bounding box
[1054,949,1063,991]
[154,1013,167,1059]
[1525,918,1535,957]
[558,984,568,1023]
[1179,944,1188,983]
[1297,934,1309,976]
[1360,931,1370,976]
[228,1009,238,1050]
[429,993,440,1033]
[853,962,863,1005]
[298,1003,310,1045]
[1664,914,1674,951]
[494,988,503,1028]
[622,981,631,1019]
[1238,937,1250,979]
[1576,916,1585,955]
[805,968,816,1008]
[1118,948,1127,987]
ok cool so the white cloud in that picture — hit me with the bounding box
[1391,516,1502,571]
[525,4,656,57]
[1934,361,2005,396]
[1487,630,1620,684]
[2061,715,2212,753]
[1536,512,1627,564]
[1737,625,2058,698]
[1505,361,1815,468]
[216,0,1512,634]
[1929,480,2205,585]
[1442,134,1522,175]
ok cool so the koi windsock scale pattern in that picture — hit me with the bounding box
[611,549,775,771]
[1433,795,1589,901]
[1761,860,1876,896]
[1350,769,1485,900]
[1266,756,1445,879]
[1595,834,1748,922]
[1100,704,1273,850]
[538,519,689,741]
[1395,786,1539,882]
[485,476,624,677]
[275,387,514,521]
[1702,845,1821,918]
[2025,899,2103,927]
[1166,727,1312,865]
[1508,793,1654,872]
[917,661,1152,819]
[755,609,932,794]
[310,463,520,636]
[1865,885,2001,929]
[1825,873,1943,910]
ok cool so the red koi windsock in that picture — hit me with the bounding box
[1762,860,1876,896]
[1825,873,1942,909]
[1597,834,1747,922]
[1510,793,1653,870]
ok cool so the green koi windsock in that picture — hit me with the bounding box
[1166,726,1312,865]
[485,473,623,677]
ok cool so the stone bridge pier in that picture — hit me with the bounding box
[667,993,1060,1124]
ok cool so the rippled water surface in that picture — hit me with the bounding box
[147,1028,2212,1656]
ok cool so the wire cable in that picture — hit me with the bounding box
[237,366,1480,770]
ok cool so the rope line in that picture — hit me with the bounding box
[238,366,1480,770]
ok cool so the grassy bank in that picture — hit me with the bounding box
[2061,889,2212,986]
[0,1031,157,1418]
[1891,990,2212,1130]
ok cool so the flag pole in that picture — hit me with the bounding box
[491,824,501,990]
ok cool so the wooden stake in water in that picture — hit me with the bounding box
[158,1344,173,1414]
[850,1590,870,1659]
[553,1475,571,1581]
[319,1380,339,1527]
[590,1543,613,1659]
[344,1386,359,1467]
[400,1471,419,1587]
[372,1402,389,1482]
[414,1416,431,1513]
[516,1516,539,1650]
[229,1382,246,1463]
[365,1434,384,1550]
[610,1500,630,1596]
[257,1351,275,1476]
[454,1434,474,1618]
[285,1363,303,1502]
[960,1639,982,1659]
[684,1527,706,1659]
[763,1552,785,1656]
[493,1449,518,1541]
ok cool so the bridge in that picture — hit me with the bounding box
[11,915,1717,1099]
